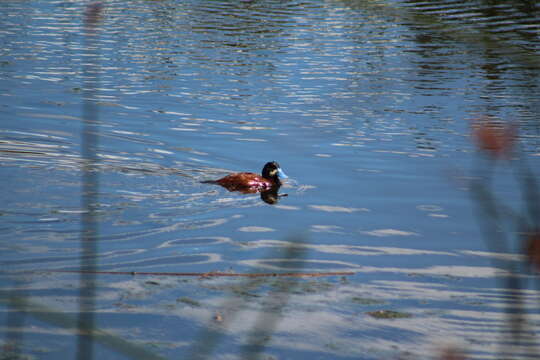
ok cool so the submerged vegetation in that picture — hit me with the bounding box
[365,310,412,319]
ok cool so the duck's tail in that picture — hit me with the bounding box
[200,180,219,184]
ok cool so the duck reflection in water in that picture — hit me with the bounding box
[201,161,288,204]
[260,186,287,205]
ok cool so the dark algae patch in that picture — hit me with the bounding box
[351,297,386,305]
[366,310,412,319]
[177,297,201,307]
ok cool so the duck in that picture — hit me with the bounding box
[201,161,288,194]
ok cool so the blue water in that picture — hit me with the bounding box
[1,0,540,359]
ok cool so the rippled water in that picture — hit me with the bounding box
[1,0,540,359]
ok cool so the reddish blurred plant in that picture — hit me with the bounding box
[470,114,540,359]
[84,2,103,28]
[524,230,540,272]
[439,347,466,360]
[472,117,517,158]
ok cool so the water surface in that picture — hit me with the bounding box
[1,0,540,359]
